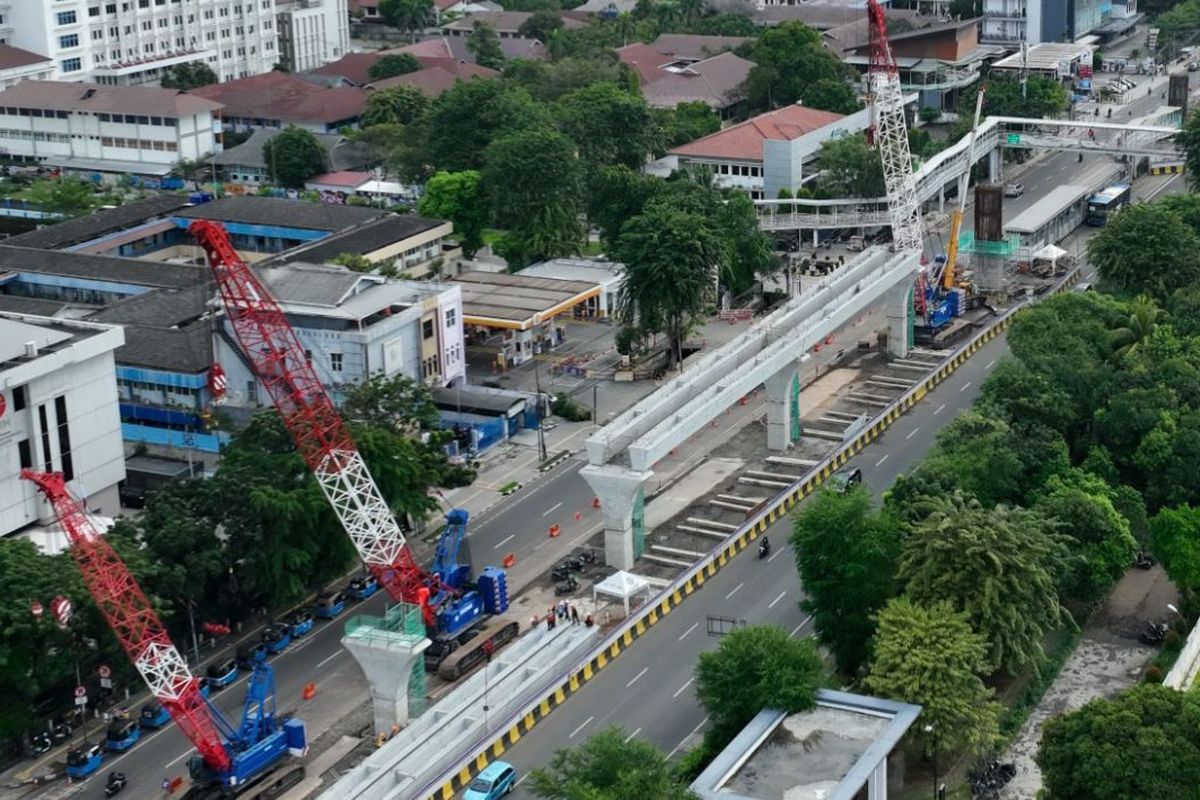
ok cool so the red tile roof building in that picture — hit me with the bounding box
[189,71,367,132]
[670,105,844,160]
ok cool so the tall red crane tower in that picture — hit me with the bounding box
[21,470,231,773]
[188,219,435,610]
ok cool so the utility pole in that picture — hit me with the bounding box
[532,357,548,461]
[188,600,201,665]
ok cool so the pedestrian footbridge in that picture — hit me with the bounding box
[757,112,1182,234]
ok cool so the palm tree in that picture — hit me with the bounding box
[1110,295,1168,360]
[679,0,705,28]
[380,0,433,43]
[653,0,682,30]
[615,12,636,47]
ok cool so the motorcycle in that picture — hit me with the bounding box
[554,576,579,596]
[104,771,127,797]
[30,732,51,756]
[758,538,770,559]
[1139,621,1169,647]
[550,563,571,582]
[1134,551,1156,569]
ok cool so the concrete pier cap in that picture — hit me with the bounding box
[581,463,653,571]
[342,612,431,736]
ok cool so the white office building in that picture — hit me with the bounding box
[0,314,126,543]
[277,0,349,73]
[0,80,222,178]
[5,0,282,85]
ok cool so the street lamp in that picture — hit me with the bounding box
[923,723,940,800]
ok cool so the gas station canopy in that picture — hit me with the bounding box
[451,271,602,330]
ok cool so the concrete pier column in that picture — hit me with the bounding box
[763,364,800,451]
[581,464,653,571]
[868,759,886,800]
[938,183,945,213]
[885,283,912,359]
[988,146,1002,184]
[343,626,430,735]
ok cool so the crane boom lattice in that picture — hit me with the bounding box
[188,219,427,604]
[867,0,923,254]
[21,470,231,773]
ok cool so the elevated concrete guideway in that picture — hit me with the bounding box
[583,246,920,568]
[756,113,1182,232]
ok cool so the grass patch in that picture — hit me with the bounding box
[998,624,1084,740]
[482,229,506,247]
[498,480,521,496]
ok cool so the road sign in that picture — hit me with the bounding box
[1006,133,1021,145]
[30,600,43,620]
[74,685,86,698]
[98,665,111,679]
[50,595,72,627]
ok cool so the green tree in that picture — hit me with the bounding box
[616,204,721,367]
[900,493,1072,673]
[1109,295,1169,360]
[379,0,433,42]
[948,0,980,16]
[816,133,885,198]
[1150,504,1200,595]
[518,9,565,39]
[586,165,663,250]
[695,625,826,747]
[1181,107,1200,191]
[655,101,721,152]
[1089,202,1200,302]
[555,82,657,170]
[791,487,901,675]
[693,12,757,36]
[1033,470,1137,601]
[866,598,1001,758]
[530,727,699,800]
[368,52,423,81]
[262,125,328,188]
[803,77,861,114]
[419,170,490,258]
[420,79,553,172]
[361,84,431,127]
[26,179,96,218]
[744,21,854,111]
[679,0,705,27]
[978,358,1076,437]
[505,56,630,103]
[716,191,779,297]
[331,252,374,272]
[468,21,507,70]
[1037,684,1200,800]
[161,61,218,90]
[483,126,584,267]
[342,372,439,430]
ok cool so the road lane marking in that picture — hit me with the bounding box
[986,359,996,369]
[626,667,649,688]
[935,403,946,415]
[493,533,515,550]
[673,677,694,698]
[679,622,699,641]
[905,428,919,440]
[165,749,191,769]
[769,591,787,609]
[624,727,642,743]
[668,715,710,759]
[543,502,563,517]
[316,649,343,669]
[875,454,889,467]
[791,614,815,638]
[569,715,595,738]
[725,582,744,600]
[768,547,784,563]
[960,381,972,392]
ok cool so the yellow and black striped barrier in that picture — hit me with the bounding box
[423,268,1083,800]
[1151,163,1185,176]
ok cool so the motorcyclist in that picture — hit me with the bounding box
[758,536,770,557]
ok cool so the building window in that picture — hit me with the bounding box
[246,380,258,404]
[13,385,26,411]
[56,11,77,25]
[55,396,73,482]
[61,58,82,73]
[37,405,53,472]
[89,6,100,16]
[330,352,343,372]
[445,308,456,328]
[59,34,80,48]
[106,3,117,12]
[18,439,32,470]
[423,319,434,339]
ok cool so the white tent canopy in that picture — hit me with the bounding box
[1033,243,1068,262]
[593,570,653,617]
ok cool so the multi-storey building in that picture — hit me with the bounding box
[6,0,281,85]
[0,45,55,89]
[0,80,221,180]
[276,0,348,73]
[0,313,126,540]
[983,0,1110,46]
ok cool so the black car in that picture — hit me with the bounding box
[206,657,239,688]
[827,466,863,494]
[235,641,267,670]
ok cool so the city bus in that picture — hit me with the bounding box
[1086,184,1132,226]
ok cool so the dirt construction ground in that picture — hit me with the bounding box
[1000,565,1179,799]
